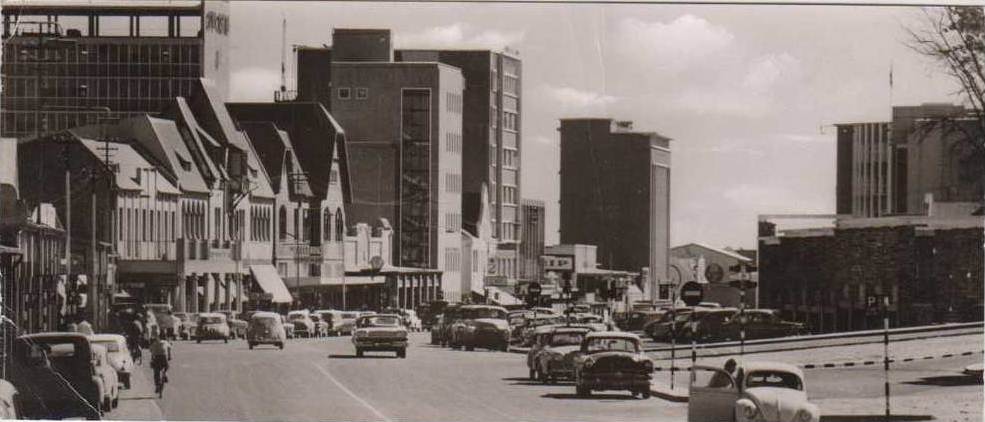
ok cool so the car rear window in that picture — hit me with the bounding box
[359,316,400,327]
[745,371,803,390]
[48,343,78,358]
[585,338,639,353]
[549,332,586,346]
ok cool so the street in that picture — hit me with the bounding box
[104,331,983,422]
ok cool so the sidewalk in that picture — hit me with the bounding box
[106,363,164,420]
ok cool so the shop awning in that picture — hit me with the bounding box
[486,286,523,306]
[340,276,385,286]
[249,265,293,303]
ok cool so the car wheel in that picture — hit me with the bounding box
[397,349,406,358]
[576,384,590,397]
[641,389,651,399]
[249,342,255,350]
[278,342,284,350]
[356,348,364,358]
[224,338,228,344]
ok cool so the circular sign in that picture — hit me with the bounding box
[705,263,724,283]
[680,281,704,307]
[527,282,542,296]
[369,256,384,271]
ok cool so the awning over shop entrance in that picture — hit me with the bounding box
[249,265,293,303]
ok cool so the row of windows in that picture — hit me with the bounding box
[503,186,518,205]
[250,206,273,242]
[445,92,463,114]
[502,149,518,168]
[275,206,346,242]
[503,111,519,131]
[1,110,146,137]
[337,87,369,100]
[3,42,202,65]
[118,205,177,244]
[444,212,462,233]
[503,75,519,95]
[444,247,461,273]
[500,222,520,242]
[445,132,462,154]
[445,173,461,194]
[3,62,202,79]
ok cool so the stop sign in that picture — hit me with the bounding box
[680,281,704,306]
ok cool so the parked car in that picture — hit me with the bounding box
[533,327,592,383]
[0,379,19,420]
[526,324,564,379]
[287,310,316,337]
[9,333,105,419]
[430,305,462,345]
[717,309,807,342]
[174,312,196,340]
[90,344,120,411]
[314,310,342,335]
[352,314,409,358]
[335,312,360,336]
[247,311,287,350]
[519,315,564,347]
[310,313,330,337]
[572,332,653,398]
[220,311,249,339]
[449,305,510,351]
[691,308,740,343]
[145,303,174,339]
[689,361,819,422]
[281,314,296,339]
[88,334,135,389]
[195,313,231,343]
[645,308,694,342]
[620,309,665,331]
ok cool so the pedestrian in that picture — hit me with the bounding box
[66,318,78,333]
[709,358,738,388]
[77,317,93,335]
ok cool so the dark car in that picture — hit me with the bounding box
[619,310,664,331]
[690,308,739,343]
[449,305,510,351]
[9,333,105,420]
[429,304,462,346]
[419,300,450,331]
[645,308,693,342]
[572,332,653,398]
[533,327,592,383]
[717,309,806,341]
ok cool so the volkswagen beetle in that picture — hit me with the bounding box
[689,361,819,422]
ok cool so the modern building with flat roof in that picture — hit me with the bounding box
[1,0,230,139]
[518,198,545,283]
[558,118,671,302]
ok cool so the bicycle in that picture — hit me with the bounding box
[152,358,168,398]
[128,338,143,365]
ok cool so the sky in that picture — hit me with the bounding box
[226,1,964,249]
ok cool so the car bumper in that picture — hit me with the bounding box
[249,335,284,343]
[579,373,651,390]
[463,330,509,347]
[196,330,229,339]
[354,339,408,350]
[547,362,576,379]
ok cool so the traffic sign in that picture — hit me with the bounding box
[528,282,542,296]
[705,263,724,283]
[680,282,704,306]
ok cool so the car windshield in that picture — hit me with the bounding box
[91,340,120,353]
[288,314,306,321]
[673,313,694,323]
[463,308,507,319]
[745,371,804,390]
[253,316,279,326]
[359,316,401,327]
[549,332,586,346]
[201,316,224,324]
[584,337,639,353]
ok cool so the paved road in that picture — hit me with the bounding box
[141,333,686,422]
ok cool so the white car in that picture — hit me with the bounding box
[403,310,423,332]
[90,344,120,412]
[689,361,820,422]
[88,334,135,389]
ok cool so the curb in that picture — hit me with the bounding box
[649,384,689,402]
[801,349,983,369]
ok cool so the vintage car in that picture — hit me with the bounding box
[90,344,120,411]
[508,310,535,343]
[689,308,740,343]
[196,313,231,343]
[716,310,807,342]
[526,325,563,378]
[352,314,409,358]
[448,305,510,351]
[175,312,197,340]
[0,379,19,420]
[281,314,296,339]
[310,313,330,337]
[314,310,342,335]
[145,303,174,339]
[247,311,286,349]
[619,309,664,331]
[533,327,592,383]
[9,333,105,419]
[689,361,819,422]
[645,308,694,342]
[429,304,462,345]
[220,311,249,339]
[519,315,564,347]
[287,310,316,337]
[572,332,653,398]
[335,311,360,336]
[88,334,135,389]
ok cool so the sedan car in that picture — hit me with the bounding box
[716,309,807,342]
[175,312,197,340]
[195,313,231,343]
[287,310,316,337]
[247,312,286,349]
[449,305,510,351]
[352,314,409,358]
[88,334,135,389]
[534,327,592,383]
[220,311,249,339]
[689,361,819,422]
[335,311,360,336]
[90,344,120,411]
[281,314,296,339]
[572,332,653,398]
[430,305,462,346]
[9,333,104,419]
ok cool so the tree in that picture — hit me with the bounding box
[905,6,985,151]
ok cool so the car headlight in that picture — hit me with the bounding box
[584,358,595,369]
[742,404,758,420]
[795,409,815,422]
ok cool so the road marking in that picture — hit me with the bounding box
[313,363,392,422]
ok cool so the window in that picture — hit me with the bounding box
[278,262,288,276]
[323,210,332,240]
[279,206,287,241]
[330,169,339,185]
[445,173,461,193]
[335,208,344,240]
[338,87,351,100]
[355,87,368,99]
[310,264,322,277]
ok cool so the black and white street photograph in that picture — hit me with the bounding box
[0,0,982,421]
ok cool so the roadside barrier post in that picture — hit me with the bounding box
[883,296,890,420]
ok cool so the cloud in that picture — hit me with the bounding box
[394,23,524,50]
[610,15,735,73]
[544,85,617,110]
[229,67,280,102]
[743,53,802,93]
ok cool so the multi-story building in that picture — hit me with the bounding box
[393,49,524,285]
[294,29,466,301]
[835,103,982,217]
[1,0,230,139]
[518,198,545,283]
[558,119,672,302]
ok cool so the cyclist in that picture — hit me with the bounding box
[149,335,172,398]
[126,317,144,364]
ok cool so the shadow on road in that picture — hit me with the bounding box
[820,415,934,422]
[541,393,641,401]
[902,374,983,387]
[328,354,398,359]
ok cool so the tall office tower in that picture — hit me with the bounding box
[558,119,672,301]
[1,0,230,139]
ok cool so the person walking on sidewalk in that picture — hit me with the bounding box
[149,335,172,398]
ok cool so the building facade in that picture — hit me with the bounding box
[1,0,230,139]
[558,119,671,302]
[518,198,545,283]
[294,29,466,301]
[669,243,756,308]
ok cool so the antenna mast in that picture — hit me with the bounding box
[280,16,287,93]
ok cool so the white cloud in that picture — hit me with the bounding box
[610,15,735,73]
[743,53,802,93]
[394,23,524,50]
[544,85,617,110]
